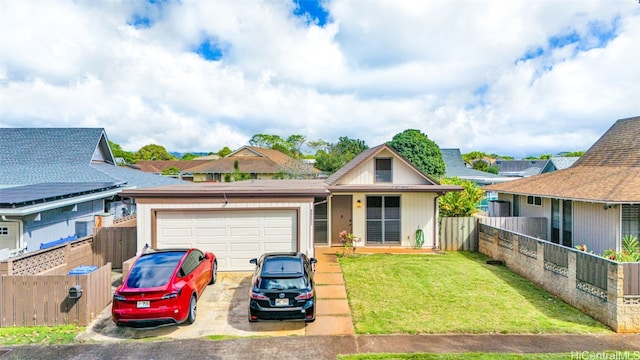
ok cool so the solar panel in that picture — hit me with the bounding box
[0,182,124,207]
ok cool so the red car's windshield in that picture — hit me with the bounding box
[126,251,185,288]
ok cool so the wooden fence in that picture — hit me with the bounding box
[0,263,112,327]
[624,263,640,296]
[478,216,547,239]
[93,226,137,270]
[0,223,140,327]
[439,217,477,251]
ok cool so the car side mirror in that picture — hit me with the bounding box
[249,258,257,265]
[310,258,317,264]
[205,253,213,260]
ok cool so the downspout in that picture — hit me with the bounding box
[1,215,24,253]
[433,192,443,250]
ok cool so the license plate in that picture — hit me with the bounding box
[275,298,289,306]
[137,301,150,308]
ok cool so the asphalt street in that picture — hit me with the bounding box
[2,334,640,360]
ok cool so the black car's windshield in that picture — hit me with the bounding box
[262,258,303,275]
[126,251,185,288]
[258,277,307,290]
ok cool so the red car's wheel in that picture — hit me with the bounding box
[209,261,218,285]
[184,294,197,325]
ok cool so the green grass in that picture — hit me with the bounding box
[0,325,84,345]
[339,252,611,335]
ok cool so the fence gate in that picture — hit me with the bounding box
[439,217,478,251]
[93,226,137,269]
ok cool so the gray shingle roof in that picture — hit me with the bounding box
[441,149,501,178]
[0,128,186,199]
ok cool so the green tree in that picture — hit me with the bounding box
[388,129,445,178]
[248,133,307,158]
[314,137,369,174]
[217,146,232,157]
[108,140,135,164]
[438,177,484,217]
[471,160,499,174]
[161,166,180,175]
[561,151,585,157]
[180,153,199,160]
[134,144,176,161]
[228,160,251,182]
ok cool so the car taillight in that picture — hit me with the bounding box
[251,291,269,300]
[162,287,183,300]
[113,293,126,301]
[295,291,313,300]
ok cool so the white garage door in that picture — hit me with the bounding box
[156,209,297,271]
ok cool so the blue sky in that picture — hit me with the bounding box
[1,0,639,158]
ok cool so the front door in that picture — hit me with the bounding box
[331,195,353,246]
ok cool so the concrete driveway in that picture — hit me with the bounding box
[79,249,353,341]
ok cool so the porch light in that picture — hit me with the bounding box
[356,199,362,208]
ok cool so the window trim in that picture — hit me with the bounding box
[374,158,393,183]
[527,196,542,206]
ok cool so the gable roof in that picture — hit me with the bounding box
[188,145,319,175]
[484,115,640,203]
[325,144,439,186]
[0,128,186,211]
[440,149,511,185]
[132,160,211,173]
[494,159,548,177]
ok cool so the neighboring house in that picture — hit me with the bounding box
[542,157,580,173]
[494,159,549,177]
[131,160,211,181]
[186,146,321,182]
[484,115,640,254]
[121,143,461,271]
[0,128,186,258]
[441,149,514,185]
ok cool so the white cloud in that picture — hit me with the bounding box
[0,0,639,157]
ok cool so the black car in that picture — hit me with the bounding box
[248,252,317,322]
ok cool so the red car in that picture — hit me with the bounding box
[112,248,217,327]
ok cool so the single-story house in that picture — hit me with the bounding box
[121,143,461,271]
[186,145,321,182]
[131,160,212,181]
[0,128,186,258]
[484,115,640,254]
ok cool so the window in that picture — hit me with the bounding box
[622,205,640,240]
[313,198,328,244]
[375,158,392,183]
[0,227,8,236]
[366,195,401,244]
[551,199,572,247]
[527,196,542,206]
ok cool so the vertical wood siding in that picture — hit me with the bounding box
[439,217,477,251]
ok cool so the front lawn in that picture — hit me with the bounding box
[0,325,83,345]
[339,252,611,334]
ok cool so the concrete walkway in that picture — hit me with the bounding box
[305,247,355,335]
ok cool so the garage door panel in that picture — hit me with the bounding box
[263,242,296,252]
[195,227,227,237]
[157,210,297,271]
[230,242,260,252]
[230,227,260,237]
[161,228,192,237]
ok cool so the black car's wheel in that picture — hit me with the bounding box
[209,261,218,285]
[184,294,197,324]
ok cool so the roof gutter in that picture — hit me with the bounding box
[0,188,122,216]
